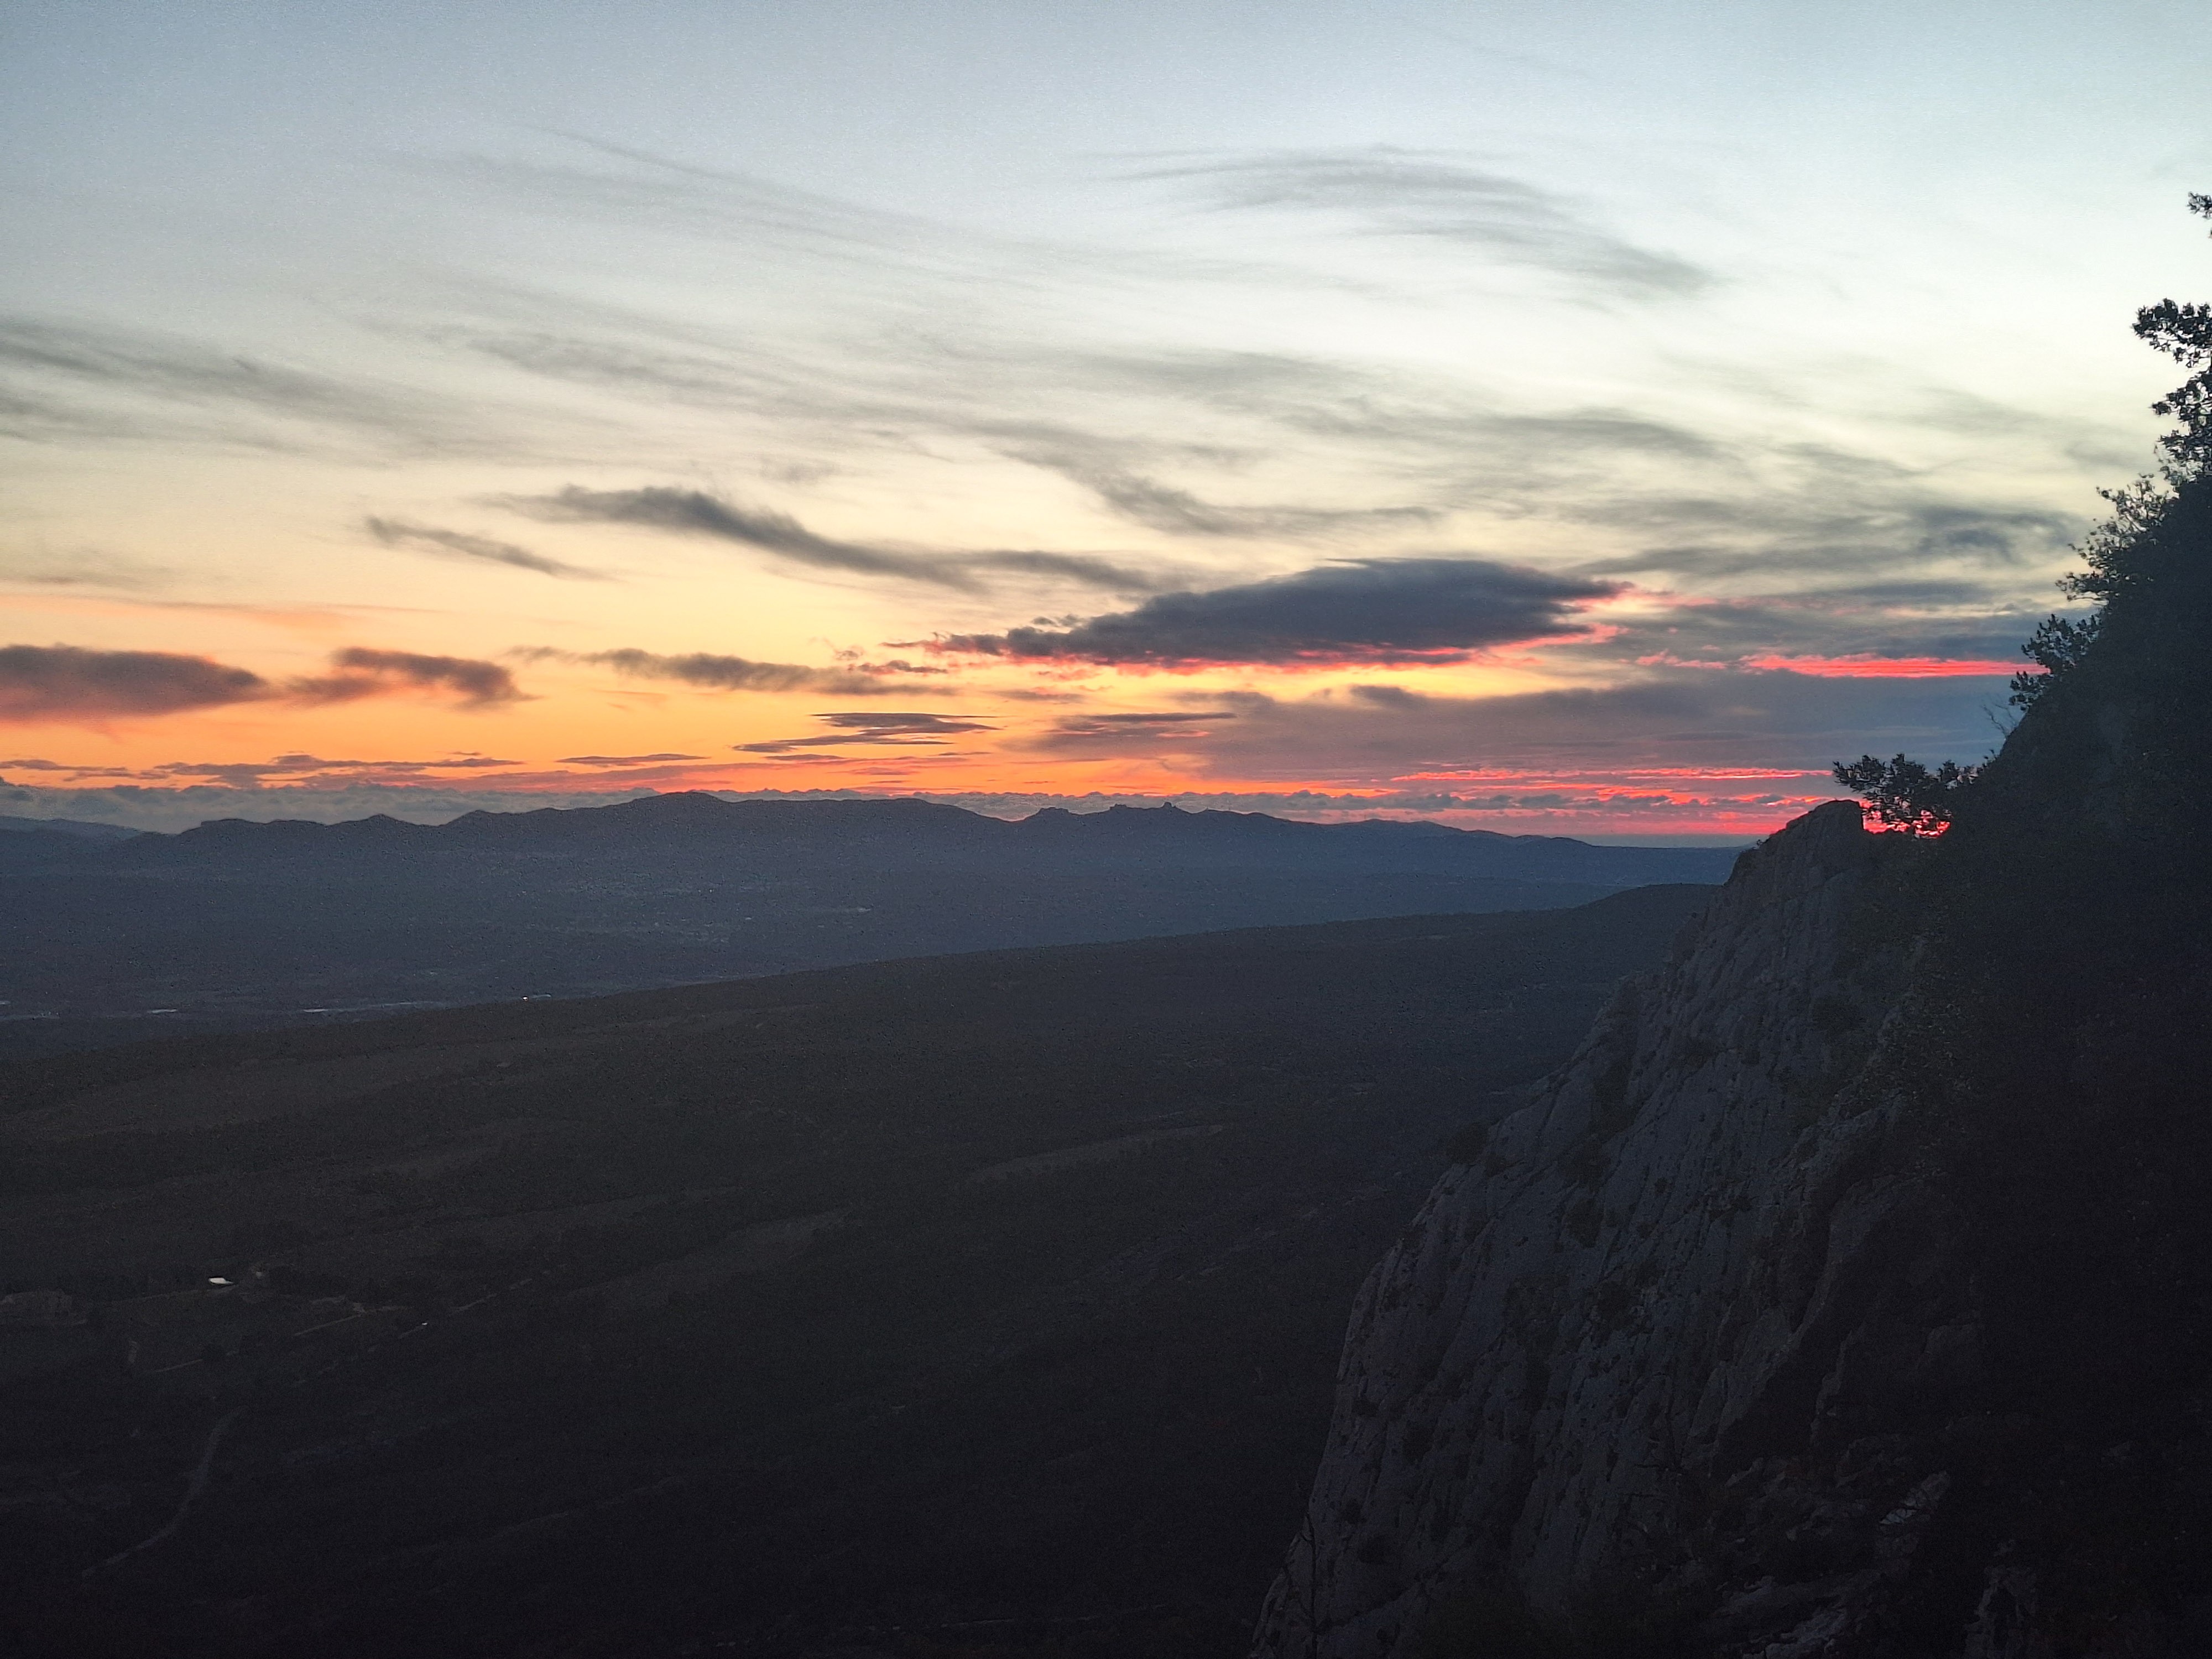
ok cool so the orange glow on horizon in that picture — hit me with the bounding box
[0,607,1991,844]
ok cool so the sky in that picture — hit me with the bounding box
[3,0,2208,840]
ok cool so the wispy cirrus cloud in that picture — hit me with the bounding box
[364,517,609,581]
[517,645,953,696]
[1121,148,1715,299]
[498,484,1165,593]
[403,141,963,274]
[934,557,1621,667]
[398,134,1321,302]
[0,315,529,458]
[377,148,2098,619]
[1548,586,2068,676]
[0,547,177,591]
[439,294,2094,609]
[1006,445,1438,539]
[1566,477,2084,586]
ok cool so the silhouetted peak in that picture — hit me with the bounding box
[1749,796,1869,873]
[171,816,334,844]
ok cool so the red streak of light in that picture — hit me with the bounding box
[1738,654,2028,679]
[1392,766,1828,783]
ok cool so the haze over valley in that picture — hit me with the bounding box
[0,795,1733,1058]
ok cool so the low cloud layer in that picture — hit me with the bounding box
[1030,711,1234,745]
[554,751,705,765]
[0,643,525,723]
[1015,670,2012,782]
[736,711,998,753]
[501,486,1160,593]
[0,644,269,722]
[1552,588,2067,678]
[293,648,525,708]
[936,557,1621,666]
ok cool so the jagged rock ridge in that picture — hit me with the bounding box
[1254,801,2013,1657]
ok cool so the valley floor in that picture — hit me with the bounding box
[0,888,1707,1659]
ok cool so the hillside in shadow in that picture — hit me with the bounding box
[0,883,1711,1658]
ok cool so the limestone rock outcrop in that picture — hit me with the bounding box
[1254,802,1983,1657]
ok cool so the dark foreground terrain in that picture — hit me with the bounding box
[0,884,1708,1659]
[0,795,1735,1058]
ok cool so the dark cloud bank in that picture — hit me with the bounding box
[936,557,1621,666]
[0,644,523,722]
[0,645,269,722]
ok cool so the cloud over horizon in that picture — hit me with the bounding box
[555,752,706,765]
[735,711,998,753]
[291,648,525,708]
[935,557,1622,666]
[0,644,527,722]
[0,644,270,722]
[6,14,2173,846]
[1011,669,2016,782]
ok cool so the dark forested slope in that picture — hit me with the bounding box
[0,884,1710,1659]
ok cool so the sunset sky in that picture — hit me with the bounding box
[4,0,2209,839]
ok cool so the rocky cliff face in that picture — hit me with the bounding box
[1254,801,2012,1658]
[1257,361,2212,1659]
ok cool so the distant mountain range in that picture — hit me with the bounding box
[0,794,1741,1055]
